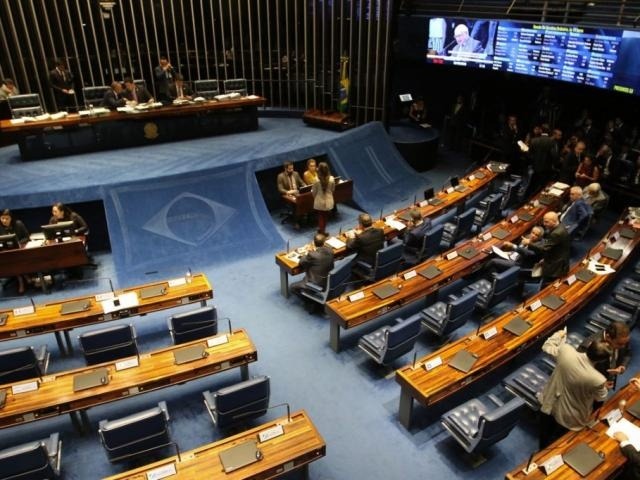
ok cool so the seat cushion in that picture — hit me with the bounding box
[443,398,488,438]
[360,327,389,351]
[421,301,447,325]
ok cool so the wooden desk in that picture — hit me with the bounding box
[274,164,499,297]
[282,179,354,218]
[395,213,640,429]
[103,410,325,480]
[324,186,564,352]
[0,238,89,278]
[0,329,256,431]
[505,375,640,480]
[0,273,213,355]
[0,97,265,160]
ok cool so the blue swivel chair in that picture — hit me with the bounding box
[441,208,476,249]
[352,241,404,283]
[98,402,172,463]
[203,375,270,429]
[0,432,62,479]
[358,316,422,365]
[168,306,218,345]
[421,289,479,339]
[403,224,445,266]
[587,303,636,334]
[0,345,50,384]
[300,254,356,307]
[79,324,138,365]
[473,193,503,228]
[193,79,220,100]
[464,266,521,310]
[503,363,550,410]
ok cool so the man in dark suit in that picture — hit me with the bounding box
[521,212,570,281]
[486,225,543,274]
[277,161,305,196]
[290,233,335,310]
[558,140,585,185]
[49,59,76,112]
[101,81,126,110]
[402,209,431,254]
[528,125,558,194]
[122,78,153,104]
[560,186,592,236]
[578,321,631,381]
[154,55,175,103]
[347,213,385,266]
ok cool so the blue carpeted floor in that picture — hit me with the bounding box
[0,119,637,480]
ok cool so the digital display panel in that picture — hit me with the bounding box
[425,17,640,96]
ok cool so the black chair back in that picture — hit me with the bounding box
[209,376,270,428]
[79,324,137,365]
[0,346,40,383]
[82,86,110,106]
[168,306,218,345]
[0,440,54,480]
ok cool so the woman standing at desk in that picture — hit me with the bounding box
[1,209,30,294]
[50,202,88,235]
[312,162,335,235]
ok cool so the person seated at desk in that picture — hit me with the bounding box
[520,212,570,283]
[486,225,543,275]
[613,431,640,480]
[277,161,306,196]
[121,77,153,106]
[1,209,30,295]
[583,183,608,223]
[0,78,19,101]
[578,321,630,383]
[169,74,192,101]
[50,202,88,236]
[289,233,334,312]
[303,158,319,185]
[559,186,592,236]
[575,154,600,187]
[402,209,431,254]
[346,213,385,266]
[408,98,426,124]
[101,81,126,110]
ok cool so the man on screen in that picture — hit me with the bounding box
[451,24,483,55]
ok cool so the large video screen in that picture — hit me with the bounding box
[425,17,640,96]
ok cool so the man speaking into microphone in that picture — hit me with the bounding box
[154,55,175,103]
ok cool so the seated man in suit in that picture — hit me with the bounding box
[121,78,153,105]
[583,183,608,223]
[346,213,385,266]
[402,209,431,254]
[486,225,543,274]
[289,233,335,311]
[520,212,570,282]
[277,161,306,196]
[101,81,126,110]
[559,186,592,236]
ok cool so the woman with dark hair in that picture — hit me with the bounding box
[49,202,88,235]
[575,154,600,187]
[0,209,30,294]
[312,162,335,235]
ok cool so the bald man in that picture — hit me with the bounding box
[451,24,483,55]
[521,212,570,281]
[101,81,126,110]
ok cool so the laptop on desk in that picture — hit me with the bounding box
[298,184,312,194]
[518,212,534,222]
[563,442,603,477]
[492,228,509,240]
[60,300,91,315]
[576,268,596,283]
[474,171,486,180]
[627,399,640,420]
[73,367,109,392]
[459,247,479,260]
[418,265,442,280]
[602,247,623,261]
[620,227,636,239]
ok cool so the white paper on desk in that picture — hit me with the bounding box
[552,182,570,190]
[285,252,300,264]
[385,218,406,231]
[491,246,519,262]
[326,237,346,249]
[588,260,616,276]
[9,118,26,124]
[548,187,564,197]
[607,418,640,451]
[101,291,139,314]
[24,240,44,249]
[517,140,529,152]
[419,123,432,128]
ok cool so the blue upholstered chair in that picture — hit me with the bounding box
[464,266,521,310]
[421,289,479,338]
[168,306,218,345]
[358,315,422,365]
[203,375,270,429]
[7,94,43,118]
[223,78,248,96]
[498,176,521,212]
[441,394,525,455]
[587,303,636,334]
[353,240,404,283]
[193,79,220,100]
[98,402,172,463]
[473,193,503,228]
[0,432,62,479]
[78,324,138,365]
[613,281,640,312]
[300,254,356,306]
[82,86,110,106]
[403,224,444,266]
[503,363,550,410]
[441,208,476,249]
[0,345,49,384]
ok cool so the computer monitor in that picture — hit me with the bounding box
[450,176,459,188]
[298,184,312,194]
[41,221,75,241]
[0,233,19,251]
[424,187,434,200]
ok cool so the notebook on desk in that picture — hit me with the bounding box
[503,316,531,336]
[173,344,207,365]
[60,300,91,315]
[620,227,637,239]
[458,247,479,260]
[418,265,442,280]
[219,440,262,473]
[454,185,468,193]
[576,268,596,283]
[140,284,168,300]
[518,212,534,222]
[474,171,486,180]
[73,367,109,392]
[492,228,509,240]
[563,442,603,477]
[428,198,443,206]
[541,294,565,311]
[602,247,623,261]
[397,211,413,222]
[448,350,478,373]
[372,283,399,300]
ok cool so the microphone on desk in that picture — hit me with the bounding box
[439,39,457,56]
[338,225,342,237]
[379,208,384,221]
[286,239,290,253]
[169,441,182,462]
[221,317,232,335]
[413,194,417,206]
[30,297,36,311]
[412,351,418,369]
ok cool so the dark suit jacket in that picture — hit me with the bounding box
[101,89,126,110]
[49,67,73,93]
[122,86,153,104]
[621,444,640,480]
[347,227,385,266]
[277,171,305,194]
[578,331,631,379]
[0,219,29,244]
[558,152,580,184]
[154,65,175,101]
[529,134,557,175]
[561,198,592,234]
[528,223,570,279]
[299,246,334,288]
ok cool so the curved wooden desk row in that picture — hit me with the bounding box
[324,184,567,352]
[395,212,640,429]
[0,237,89,278]
[103,410,325,480]
[0,273,213,355]
[0,329,256,430]
[505,372,640,480]
[274,163,501,297]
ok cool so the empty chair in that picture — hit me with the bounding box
[203,375,270,429]
[168,306,218,345]
[441,208,476,249]
[352,241,404,283]
[403,224,444,266]
[441,394,526,456]
[82,86,110,107]
[193,79,219,99]
[79,324,137,365]
[358,315,422,365]
[421,289,479,338]
[613,283,640,312]
[463,187,489,212]
[503,363,550,410]
[498,176,521,212]
[464,266,521,310]
[473,193,503,228]
[0,345,49,383]
[300,254,356,307]
[515,167,533,203]
[223,78,247,96]
[587,303,636,333]
[0,432,62,479]
[431,208,457,229]
[99,401,171,463]
[8,93,43,118]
